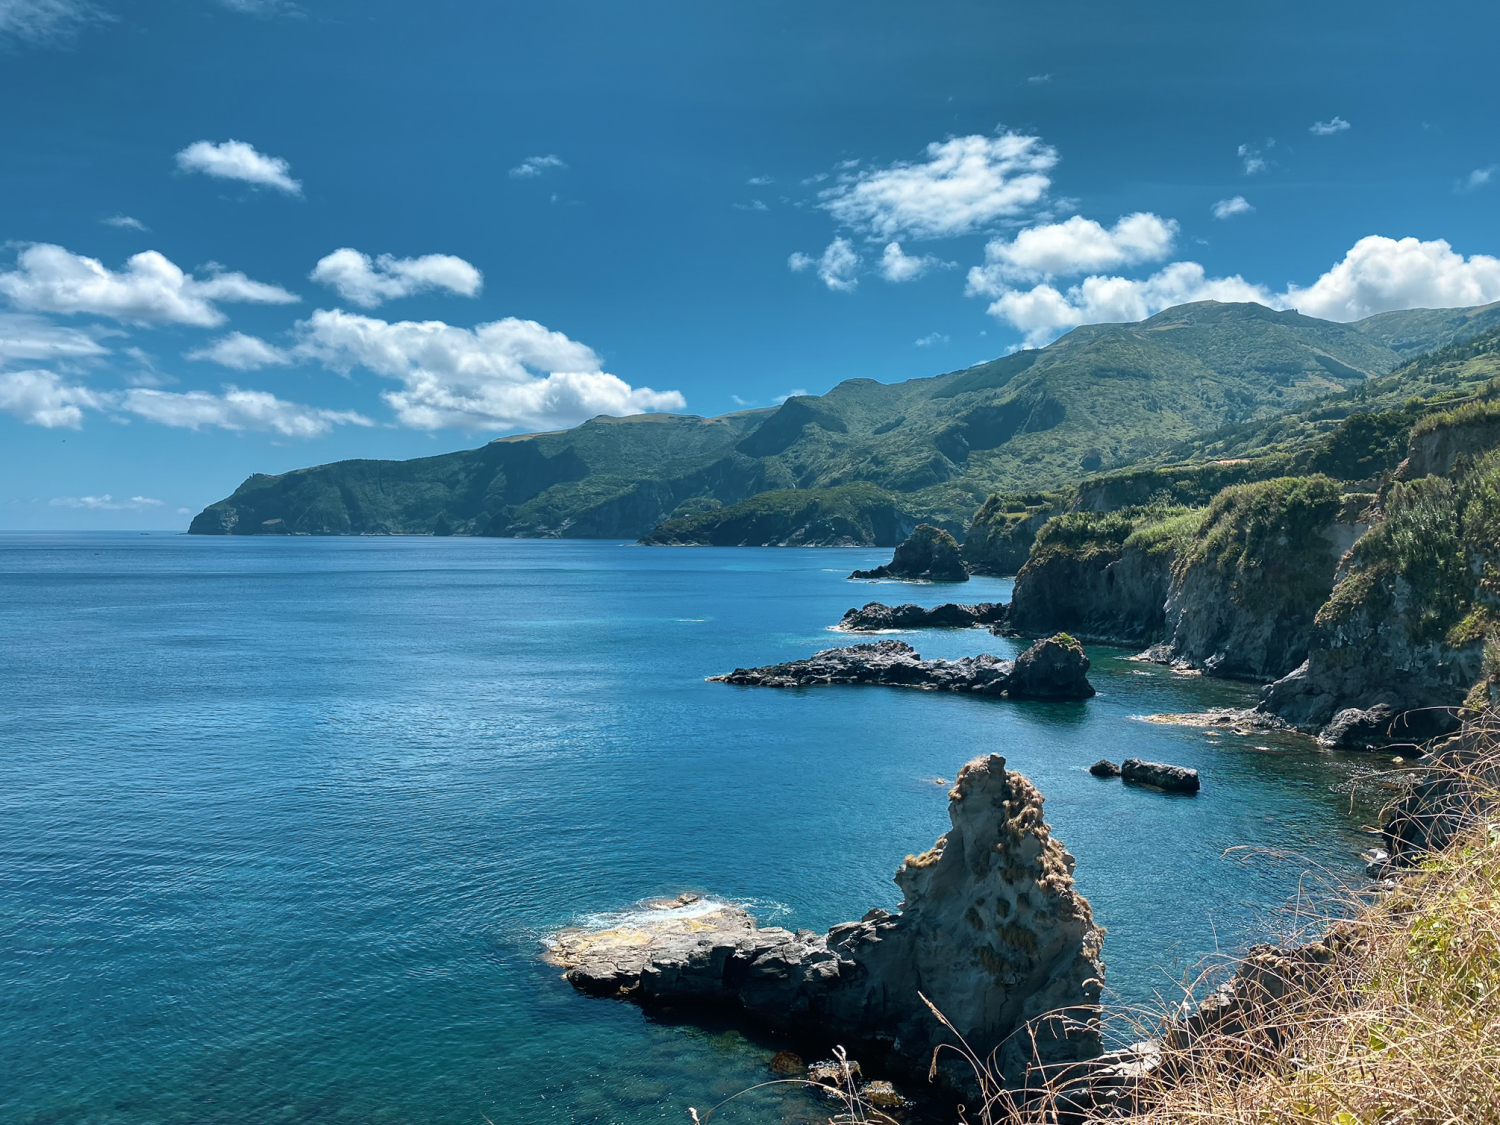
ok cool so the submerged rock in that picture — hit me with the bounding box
[1120,758,1201,794]
[850,524,969,582]
[549,754,1106,1087]
[709,636,1094,699]
[837,600,1007,631]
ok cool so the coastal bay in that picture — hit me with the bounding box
[0,535,1380,1124]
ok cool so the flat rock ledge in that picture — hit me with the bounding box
[837,601,1008,632]
[547,754,1105,1090]
[710,635,1094,700]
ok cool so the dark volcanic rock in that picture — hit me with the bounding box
[837,601,1008,631]
[1318,704,1403,750]
[1009,634,1095,699]
[1088,759,1121,778]
[548,754,1106,1086]
[850,524,969,582]
[709,637,1094,699]
[1120,758,1200,794]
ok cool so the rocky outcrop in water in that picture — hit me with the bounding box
[837,601,1007,631]
[549,754,1106,1086]
[1120,759,1201,794]
[709,636,1094,699]
[850,524,969,582]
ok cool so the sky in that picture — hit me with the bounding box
[2,0,1499,529]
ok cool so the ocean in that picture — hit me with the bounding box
[0,534,1378,1124]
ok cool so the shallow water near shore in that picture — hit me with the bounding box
[0,534,1381,1125]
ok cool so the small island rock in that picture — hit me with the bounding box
[1008,634,1095,699]
[1120,758,1201,794]
[1089,759,1121,778]
[850,524,969,582]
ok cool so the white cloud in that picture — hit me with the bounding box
[1238,141,1272,175]
[0,313,111,362]
[914,333,950,347]
[967,213,1176,290]
[1284,235,1500,321]
[216,0,297,14]
[789,238,860,291]
[879,241,945,283]
[51,494,164,510]
[0,0,106,44]
[980,261,1272,348]
[0,244,298,326]
[102,214,148,231]
[0,369,104,428]
[1027,74,1052,84]
[1310,117,1351,136]
[747,175,773,185]
[309,248,483,308]
[1211,196,1254,220]
[118,386,373,437]
[773,388,809,404]
[509,154,567,179]
[186,332,292,370]
[175,140,301,195]
[733,199,769,212]
[1458,166,1495,193]
[293,308,685,431]
[819,133,1057,240]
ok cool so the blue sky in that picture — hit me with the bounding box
[2,0,1498,528]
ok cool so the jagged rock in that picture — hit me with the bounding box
[1382,718,1500,864]
[549,755,1106,1087]
[1008,634,1095,699]
[769,1050,805,1076]
[1120,759,1200,794]
[1318,704,1402,750]
[850,524,969,582]
[838,601,1007,631]
[1089,759,1121,778]
[709,637,1094,700]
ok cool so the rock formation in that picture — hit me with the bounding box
[1120,759,1201,794]
[709,635,1094,699]
[850,524,969,582]
[837,601,1008,631]
[549,754,1106,1087]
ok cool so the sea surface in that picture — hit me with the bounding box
[0,535,1382,1125]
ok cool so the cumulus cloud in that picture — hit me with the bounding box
[1212,196,1254,220]
[186,332,292,370]
[981,261,1271,347]
[0,369,104,428]
[51,494,163,510]
[509,154,567,179]
[967,213,1176,290]
[789,238,860,291]
[0,0,106,44]
[1238,141,1272,175]
[1285,235,1500,321]
[879,241,945,283]
[818,133,1057,240]
[1458,166,1495,193]
[0,313,111,363]
[293,309,685,431]
[309,248,483,308]
[1310,116,1351,136]
[102,214,148,231]
[175,140,301,195]
[0,244,298,326]
[914,333,950,347]
[117,386,373,437]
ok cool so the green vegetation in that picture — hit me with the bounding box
[637,483,910,546]
[1174,476,1346,615]
[195,301,1500,540]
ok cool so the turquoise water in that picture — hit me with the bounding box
[0,535,1377,1125]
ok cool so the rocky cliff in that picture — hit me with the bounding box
[549,754,1105,1087]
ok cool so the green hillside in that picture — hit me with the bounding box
[189,301,1500,540]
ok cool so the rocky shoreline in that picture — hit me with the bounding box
[709,634,1095,700]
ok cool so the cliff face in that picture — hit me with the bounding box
[551,754,1105,1085]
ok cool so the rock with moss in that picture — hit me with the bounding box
[549,754,1105,1086]
[709,636,1094,699]
[851,523,969,581]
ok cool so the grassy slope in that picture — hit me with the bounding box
[193,301,1500,538]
